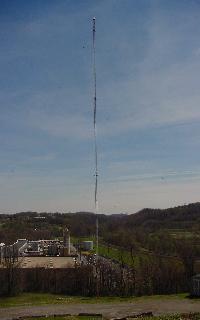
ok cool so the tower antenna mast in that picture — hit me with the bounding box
[92,17,99,261]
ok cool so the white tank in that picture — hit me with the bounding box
[63,226,70,255]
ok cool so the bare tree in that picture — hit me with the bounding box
[2,245,22,295]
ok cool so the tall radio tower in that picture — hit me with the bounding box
[92,17,99,261]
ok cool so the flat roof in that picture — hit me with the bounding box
[17,257,76,268]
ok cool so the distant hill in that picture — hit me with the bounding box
[1,202,200,244]
[124,202,200,230]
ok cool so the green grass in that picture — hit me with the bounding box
[23,318,68,320]
[23,317,102,320]
[0,292,191,308]
[167,229,199,239]
[96,242,172,266]
[132,315,200,320]
[0,293,70,307]
[0,293,138,307]
[97,243,136,266]
[73,237,143,266]
[71,237,136,264]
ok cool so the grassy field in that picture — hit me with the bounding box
[74,237,175,266]
[167,229,199,239]
[0,293,190,308]
[72,237,137,266]
[97,243,163,265]
[98,243,133,264]
[95,242,144,266]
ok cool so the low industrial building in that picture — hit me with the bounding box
[0,226,79,268]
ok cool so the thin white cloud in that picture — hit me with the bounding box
[31,112,92,140]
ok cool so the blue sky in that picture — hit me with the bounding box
[1,0,200,213]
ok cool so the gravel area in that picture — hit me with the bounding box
[0,299,200,320]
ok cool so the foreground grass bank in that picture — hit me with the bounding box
[23,317,102,320]
[22,313,200,320]
[0,292,190,308]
